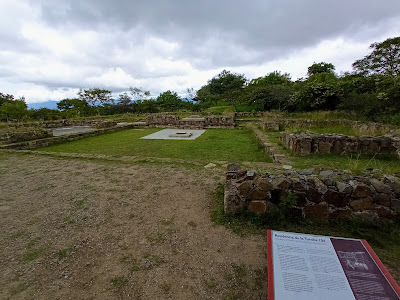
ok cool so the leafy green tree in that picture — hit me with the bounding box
[353,37,400,76]
[307,62,335,76]
[195,85,218,105]
[291,72,343,111]
[57,98,93,116]
[29,108,63,120]
[245,71,293,111]
[0,92,14,107]
[249,71,291,86]
[77,88,113,106]
[208,70,247,110]
[0,99,28,121]
[156,91,183,111]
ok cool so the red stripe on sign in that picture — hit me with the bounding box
[361,239,400,296]
[267,230,274,300]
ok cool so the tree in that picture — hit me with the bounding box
[156,91,183,111]
[352,37,400,76]
[0,99,28,121]
[129,87,150,101]
[195,85,218,105]
[0,92,14,107]
[291,72,343,111]
[208,70,247,110]
[249,71,291,86]
[57,98,93,116]
[307,62,335,76]
[246,71,293,111]
[77,88,113,106]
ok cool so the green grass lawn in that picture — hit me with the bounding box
[38,128,272,162]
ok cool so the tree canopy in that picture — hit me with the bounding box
[353,37,400,76]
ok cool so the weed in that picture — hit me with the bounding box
[57,248,69,260]
[203,277,218,290]
[143,253,164,268]
[187,221,197,228]
[160,283,171,293]
[110,276,127,289]
[22,248,43,262]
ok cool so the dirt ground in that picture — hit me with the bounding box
[0,152,267,300]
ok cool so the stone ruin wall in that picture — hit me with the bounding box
[146,115,235,129]
[0,129,53,144]
[280,132,400,158]
[0,120,118,144]
[235,112,264,118]
[224,163,400,221]
[262,119,400,136]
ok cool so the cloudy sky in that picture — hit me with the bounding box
[1,0,400,104]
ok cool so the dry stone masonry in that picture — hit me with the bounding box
[146,114,234,129]
[280,132,400,158]
[0,128,52,144]
[262,119,400,136]
[224,163,400,221]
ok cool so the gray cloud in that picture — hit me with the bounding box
[1,0,400,102]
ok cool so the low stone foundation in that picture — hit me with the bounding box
[235,112,264,117]
[262,119,400,136]
[224,163,400,221]
[0,123,137,150]
[280,132,400,157]
[146,115,234,129]
[0,129,52,144]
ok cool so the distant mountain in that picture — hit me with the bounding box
[28,101,59,110]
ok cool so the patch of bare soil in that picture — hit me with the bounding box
[0,152,267,299]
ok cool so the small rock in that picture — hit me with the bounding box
[248,201,267,214]
[352,183,374,198]
[297,169,314,176]
[304,203,329,219]
[374,193,391,207]
[256,177,273,191]
[282,165,293,170]
[319,170,335,179]
[336,182,353,194]
[350,197,375,211]
[370,179,391,194]
[246,170,257,179]
[204,163,216,169]
[227,162,240,171]
[272,177,291,190]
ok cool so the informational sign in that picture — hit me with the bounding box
[267,230,400,300]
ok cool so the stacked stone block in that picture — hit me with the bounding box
[224,163,400,221]
[280,132,400,158]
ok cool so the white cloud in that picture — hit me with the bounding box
[0,0,400,104]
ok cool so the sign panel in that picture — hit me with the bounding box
[267,230,400,300]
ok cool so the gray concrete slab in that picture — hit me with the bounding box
[141,129,206,140]
[52,126,95,136]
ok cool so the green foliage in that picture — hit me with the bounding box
[0,92,14,106]
[291,72,343,111]
[204,70,247,110]
[57,98,94,117]
[307,62,335,76]
[353,36,400,76]
[156,90,183,111]
[245,71,293,111]
[0,99,28,121]
[77,88,113,106]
